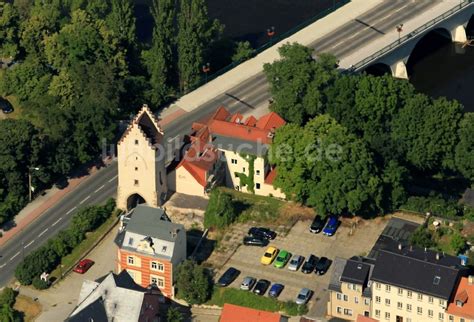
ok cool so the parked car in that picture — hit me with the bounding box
[248,227,276,240]
[288,254,304,271]
[217,267,240,286]
[0,97,13,114]
[243,235,268,247]
[309,215,326,233]
[295,288,313,305]
[260,246,279,265]
[240,276,256,291]
[274,250,291,268]
[315,257,331,275]
[253,279,271,296]
[73,259,94,274]
[268,283,284,298]
[323,216,339,236]
[301,254,318,274]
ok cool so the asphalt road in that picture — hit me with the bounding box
[0,0,438,287]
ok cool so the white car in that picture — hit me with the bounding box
[240,276,256,291]
[288,254,304,271]
[295,288,312,305]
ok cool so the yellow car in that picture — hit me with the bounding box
[260,246,279,265]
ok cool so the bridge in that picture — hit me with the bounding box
[349,0,474,79]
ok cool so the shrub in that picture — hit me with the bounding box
[401,195,462,219]
[204,190,238,229]
[32,277,49,290]
[450,233,466,255]
[0,288,16,307]
[175,260,211,305]
[166,307,184,322]
[410,226,435,248]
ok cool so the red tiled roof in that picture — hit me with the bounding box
[356,315,379,322]
[255,111,286,130]
[208,119,272,143]
[447,277,474,320]
[229,113,244,123]
[244,115,257,127]
[220,304,281,322]
[264,167,278,185]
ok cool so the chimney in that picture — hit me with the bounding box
[398,243,402,251]
[469,276,474,285]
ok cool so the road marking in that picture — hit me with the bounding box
[52,217,62,226]
[108,175,118,183]
[10,252,20,261]
[38,228,48,237]
[0,264,5,268]
[24,240,34,248]
[94,185,105,193]
[167,135,179,143]
[66,207,76,215]
[80,195,91,204]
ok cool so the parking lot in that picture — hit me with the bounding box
[217,216,390,318]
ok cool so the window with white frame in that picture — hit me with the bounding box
[376,282,381,290]
[375,310,380,318]
[417,307,422,315]
[417,293,423,301]
[397,302,402,309]
[398,288,403,295]
[407,290,412,298]
[256,170,260,175]
[385,298,390,306]
[343,295,348,302]
[407,304,412,312]
[385,312,390,320]
[448,316,454,321]
[428,309,433,318]
[385,285,391,292]
[151,261,164,272]
[364,298,370,305]
[354,297,359,304]
[336,307,342,314]
[343,309,352,316]
[231,159,237,164]
[406,318,412,322]
[438,312,444,320]
[128,256,134,265]
[336,293,342,300]
[429,296,434,303]
[375,296,381,304]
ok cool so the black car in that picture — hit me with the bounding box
[217,267,240,287]
[301,255,318,274]
[248,227,276,240]
[309,215,326,233]
[243,235,268,247]
[253,279,271,295]
[0,97,13,114]
[315,257,331,275]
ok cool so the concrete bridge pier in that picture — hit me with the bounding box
[451,25,467,43]
[391,60,409,80]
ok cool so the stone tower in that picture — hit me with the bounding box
[116,104,168,210]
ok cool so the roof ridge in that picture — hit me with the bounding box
[380,249,460,270]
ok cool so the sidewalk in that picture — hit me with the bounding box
[169,0,383,113]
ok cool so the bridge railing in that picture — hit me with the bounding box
[352,0,473,70]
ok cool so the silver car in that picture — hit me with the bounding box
[295,288,312,305]
[240,276,256,291]
[288,254,304,271]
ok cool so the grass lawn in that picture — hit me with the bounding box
[50,214,119,280]
[14,294,42,322]
[207,287,307,316]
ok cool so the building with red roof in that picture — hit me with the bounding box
[447,276,474,321]
[220,304,285,322]
[168,106,286,198]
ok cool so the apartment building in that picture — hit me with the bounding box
[371,246,469,322]
[446,276,474,322]
[115,204,186,298]
[328,257,374,320]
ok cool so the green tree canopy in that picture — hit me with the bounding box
[455,113,474,181]
[175,260,211,305]
[204,189,238,228]
[0,3,20,58]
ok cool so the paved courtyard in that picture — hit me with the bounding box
[216,216,391,318]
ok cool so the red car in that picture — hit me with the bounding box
[73,259,94,274]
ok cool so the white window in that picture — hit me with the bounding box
[417,293,423,301]
[385,298,390,306]
[376,282,381,290]
[364,298,370,305]
[256,183,260,189]
[407,319,412,322]
[398,288,403,295]
[439,312,444,320]
[417,307,422,315]
[354,297,359,304]
[336,307,342,314]
[385,285,391,292]
[231,159,237,164]
[407,290,412,298]
[449,316,454,321]
[128,256,134,265]
[397,302,402,309]
[343,308,352,316]
[440,299,446,306]
[336,293,342,300]
[135,139,139,145]
[428,309,433,318]
[407,304,412,312]
[375,296,381,303]
[375,310,380,318]
[429,296,434,303]
[243,167,246,172]
[256,170,260,175]
[151,261,164,272]
[343,294,348,301]
[385,312,390,320]
[151,276,157,284]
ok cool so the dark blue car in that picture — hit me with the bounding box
[323,216,338,236]
[268,283,284,298]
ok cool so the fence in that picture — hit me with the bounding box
[184,0,351,94]
[352,0,474,71]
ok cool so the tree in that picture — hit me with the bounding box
[410,226,434,249]
[450,233,466,254]
[232,41,254,62]
[106,0,136,53]
[270,115,382,215]
[263,43,338,125]
[177,0,221,92]
[0,3,20,58]
[142,0,175,106]
[455,113,474,181]
[204,189,237,228]
[167,307,184,322]
[380,161,408,212]
[175,260,211,305]
[0,304,16,322]
[0,288,16,307]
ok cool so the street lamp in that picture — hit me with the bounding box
[267,26,276,45]
[28,167,40,202]
[202,63,210,83]
[396,24,404,44]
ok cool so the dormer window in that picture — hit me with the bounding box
[162,246,167,252]
[456,300,464,307]
[433,276,441,285]
[128,237,133,245]
[135,140,139,145]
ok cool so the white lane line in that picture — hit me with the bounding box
[80,195,91,204]
[38,228,48,237]
[94,185,105,193]
[167,135,179,143]
[10,252,20,261]
[52,217,62,226]
[24,240,35,248]
[0,264,5,268]
[108,175,118,183]
[66,207,76,215]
